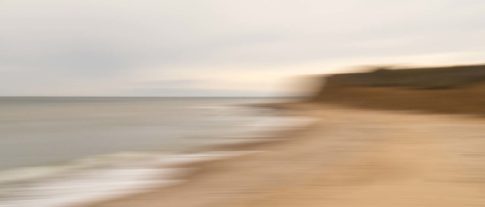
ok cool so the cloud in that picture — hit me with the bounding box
[1,0,484,96]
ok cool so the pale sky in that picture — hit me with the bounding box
[1,0,485,96]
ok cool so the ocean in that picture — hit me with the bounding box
[0,97,310,207]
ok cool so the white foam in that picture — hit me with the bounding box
[230,116,317,139]
[0,151,256,207]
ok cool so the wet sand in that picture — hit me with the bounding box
[84,104,485,207]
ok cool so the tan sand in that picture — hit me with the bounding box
[83,104,485,207]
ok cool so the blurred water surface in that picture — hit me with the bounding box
[0,97,304,206]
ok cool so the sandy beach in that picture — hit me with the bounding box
[3,1,484,206]
[83,104,485,207]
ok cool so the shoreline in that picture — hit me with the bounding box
[73,103,317,207]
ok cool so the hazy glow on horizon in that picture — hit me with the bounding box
[1,0,485,96]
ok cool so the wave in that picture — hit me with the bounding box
[0,114,315,207]
[0,151,255,207]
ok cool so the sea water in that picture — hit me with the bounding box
[0,97,311,207]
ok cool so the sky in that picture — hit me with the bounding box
[1,0,485,96]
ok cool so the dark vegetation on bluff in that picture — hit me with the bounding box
[314,64,485,115]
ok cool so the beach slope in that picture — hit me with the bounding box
[86,104,485,207]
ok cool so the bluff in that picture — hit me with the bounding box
[313,64,485,114]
